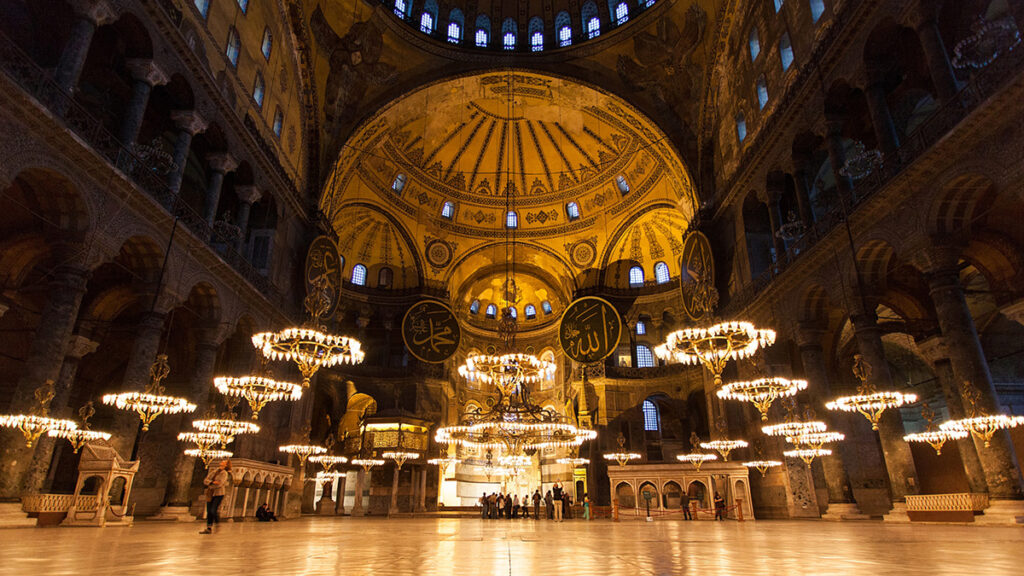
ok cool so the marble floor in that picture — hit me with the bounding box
[2,517,1022,576]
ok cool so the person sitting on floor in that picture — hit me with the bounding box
[256,503,277,522]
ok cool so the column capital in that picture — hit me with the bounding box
[913,242,964,276]
[207,153,239,174]
[236,185,263,205]
[914,335,949,366]
[69,0,118,26]
[170,109,208,135]
[125,59,170,87]
[65,335,100,360]
[49,264,91,292]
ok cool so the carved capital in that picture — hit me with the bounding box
[125,59,170,87]
[207,153,239,174]
[170,109,208,135]
[913,242,963,276]
[69,0,118,26]
[235,185,263,205]
[65,335,100,360]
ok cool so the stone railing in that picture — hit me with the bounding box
[21,493,100,513]
[0,31,286,310]
[905,493,989,512]
[605,364,688,379]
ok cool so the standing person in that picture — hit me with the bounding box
[490,493,498,519]
[552,483,563,522]
[714,492,726,521]
[522,495,530,519]
[563,493,572,520]
[545,490,554,519]
[583,493,590,520]
[512,494,520,519]
[680,491,691,521]
[533,490,541,519]
[497,492,506,518]
[480,493,489,519]
[200,459,231,534]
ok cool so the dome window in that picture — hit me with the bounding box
[636,320,647,335]
[470,300,480,314]
[542,301,552,314]
[614,2,629,26]
[749,27,761,61]
[757,76,769,110]
[629,266,645,287]
[392,174,407,194]
[441,201,455,219]
[506,211,518,229]
[351,264,367,286]
[485,304,497,319]
[616,175,630,195]
[476,28,489,47]
[654,261,670,284]
[525,304,537,319]
[566,202,580,221]
[780,33,794,70]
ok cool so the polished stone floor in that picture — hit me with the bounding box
[2,517,1023,575]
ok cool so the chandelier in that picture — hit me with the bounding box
[699,439,748,461]
[677,452,718,471]
[309,455,349,472]
[0,381,78,448]
[252,278,364,387]
[952,16,1021,70]
[762,421,827,438]
[192,417,260,448]
[352,458,385,473]
[279,444,328,465]
[742,460,782,476]
[718,377,808,421]
[603,433,642,467]
[825,355,917,430]
[102,355,196,431]
[786,431,845,450]
[784,447,832,467]
[655,322,776,387]
[427,456,462,474]
[938,381,1024,448]
[184,448,233,466]
[903,403,967,455]
[457,353,556,396]
[774,211,807,242]
[48,402,111,454]
[839,141,883,181]
[312,470,347,483]
[382,451,420,469]
[178,431,228,451]
[214,373,302,420]
[557,457,590,466]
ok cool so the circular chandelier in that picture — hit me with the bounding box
[178,431,228,451]
[457,353,555,396]
[786,431,845,449]
[427,457,462,474]
[312,470,347,482]
[952,16,1021,70]
[676,452,718,471]
[699,439,748,461]
[557,457,590,466]
[784,447,832,467]
[279,444,327,464]
[252,280,364,387]
[102,355,196,431]
[192,418,260,447]
[382,451,420,469]
[309,455,349,471]
[904,429,969,455]
[655,321,776,387]
[213,375,302,420]
[762,421,827,438]
[44,401,109,454]
[352,458,385,472]
[603,433,642,467]
[839,141,883,181]
[0,409,77,448]
[825,355,917,430]
[940,415,1024,448]
[717,377,808,421]
[742,460,782,476]
[184,448,233,466]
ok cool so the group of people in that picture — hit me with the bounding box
[479,483,591,521]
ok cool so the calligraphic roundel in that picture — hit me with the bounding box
[680,230,717,322]
[402,300,462,363]
[305,236,343,318]
[559,297,622,364]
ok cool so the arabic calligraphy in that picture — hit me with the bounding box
[305,236,342,317]
[680,231,717,322]
[559,297,622,363]
[402,300,461,363]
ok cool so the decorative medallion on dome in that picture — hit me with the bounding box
[567,238,597,268]
[425,238,453,268]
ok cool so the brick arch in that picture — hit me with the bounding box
[798,283,831,323]
[855,238,896,292]
[927,172,996,236]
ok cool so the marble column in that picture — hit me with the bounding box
[233,185,262,252]
[118,60,169,148]
[795,324,867,520]
[335,473,347,515]
[351,468,366,516]
[107,311,167,459]
[850,311,920,521]
[765,184,787,261]
[918,245,1024,508]
[53,0,117,96]
[791,154,816,226]
[166,110,208,195]
[154,326,222,520]
[389,466,401,515]
[916,336,989,494]
[0,263,90,500]
[22,335,99,494]
[202,153,238,226]
[417,465,428,512]
[863,68,900,158]
[824,116,855,200]
[911,0,959,102]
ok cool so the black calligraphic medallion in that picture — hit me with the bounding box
[402,300,461,363]
[559,297,622,364]
[680,230,717,322]
[305,236,343,318]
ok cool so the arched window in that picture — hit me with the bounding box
[272,109,283,137]
[470,300,480,314]
[529,17,544,52]
[502,18,517,50]
[509,306,518,318]
[736,113,747,142]
[749,27,761,61]
[809,0,825,23]
[582,1,600,38]
[541,300,552,314]
[252,74,265,108]
[441,201,454,219]
[780,33,794,70]
[261,28,273,60]
[654,261,670,284]
[194,0,210,19]
[392,173,407,193]
[475,14,491,47]
[555,12,572,47]
[636,320,646,335]
[351,264,367,286]
[420,12,435,33]
[226,28,241,67]
[612,1,629,25]
[774,0,784,12]
[756,76,768,110]
[637,345,655,369]
[642,0,655,7]
[642,398,659,429]
[378,267,393,287]
[525,304,537,319]
[616,175,630,194]
[566,201,580,221]
[447,9,464,43]
[506,211,518,228]
[236,0,248,12]
[485,304,497,318]
[394,0,408,18]
[629,266,645,287]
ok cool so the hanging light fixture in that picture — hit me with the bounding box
[699,439,748,461]
[902,403,969,455]
[677,452,718,471]
[458,353,556,396]
[47,402,111,454]
[762,421,827,438]
[939,382,1024,448]
[309,455,349,472]
[312,470,347,483]
[825,355,917,430]
[382,451,420,470]
[717,377,808,421]
[352,458,385,473]
[742,460,783,476]
[655,322,776,388]
[192,416,260,448]
[214,363,302,421]
[184,448,234,466]
[786,431,845,451]
[784,447,832,467]
[427,456,462,474]
[279,443,328,465]
[602,433,642,467]
[102,355,196,431]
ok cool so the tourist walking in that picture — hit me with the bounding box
[681,491,691,520]
[545,490,554,519]
[200,459,231,534]
[714,492,726,521]
[498,492,506,518]
[583,493,590,520]
[552,484,563,522]
[512,494,520,518]
[533,490,541,519]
